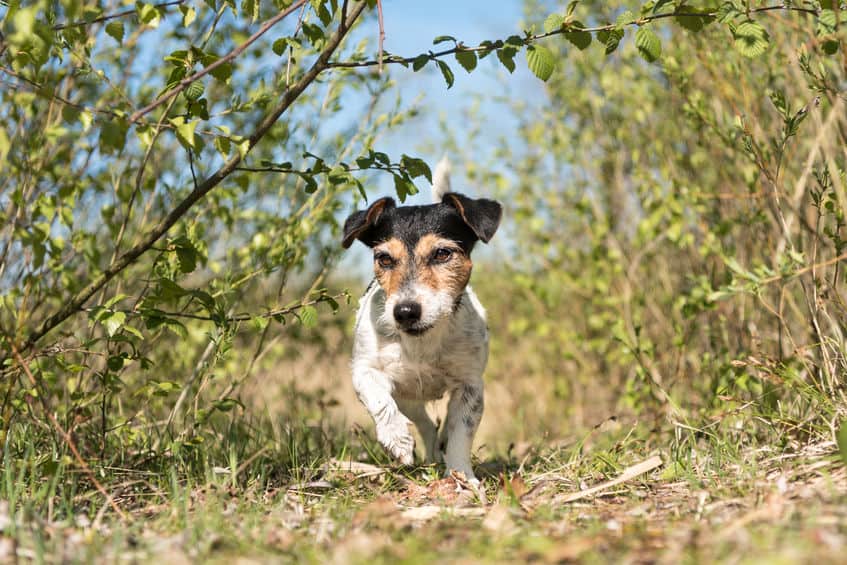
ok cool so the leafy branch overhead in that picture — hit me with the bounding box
[329,1,834,83]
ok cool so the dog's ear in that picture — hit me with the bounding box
[342,197,395,248]
[442,193,502,243]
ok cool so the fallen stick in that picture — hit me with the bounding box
[324,458,388,477]
[556,455,663,504]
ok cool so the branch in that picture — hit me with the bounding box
[759,251,847,286]
[128,0,309,124]
[234,164,405,174]
[327,5,819,69]
[376,0,385,72]
[52,0,186,31]
[22,1,369,351]
[101,291,350,323]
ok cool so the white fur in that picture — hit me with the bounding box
[431,156,451,203]
[351,281,488,480]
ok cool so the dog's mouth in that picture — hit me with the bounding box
[399,324,433,336]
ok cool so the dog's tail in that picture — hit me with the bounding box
[431,156,451,203]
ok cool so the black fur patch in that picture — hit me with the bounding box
[343,192,502,255]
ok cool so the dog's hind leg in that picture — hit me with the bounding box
[440,381,484,481]
[397,399,441,464]
[352,365,415,465]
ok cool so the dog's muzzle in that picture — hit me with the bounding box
[393,301,429,335]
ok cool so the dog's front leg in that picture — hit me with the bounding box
[397,399,441,464]
[352,366,415,465]
[440,381,484,481]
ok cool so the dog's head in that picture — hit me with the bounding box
[342,180,502,336]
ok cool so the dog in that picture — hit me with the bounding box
[342,158,502,481]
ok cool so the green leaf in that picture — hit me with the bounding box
[455,49,477,73]
[105,21,124,45]
[817,10,837,36]
[171,117,198,149]
[302,22,326,49]
[208,60,233,82]
[821,40,840,55]
[393,174,418,202]
[99,120,129,154]
[635,27,661,62]
[272,36,301,56]
[649,0,674,14]
[716,3,741,23]
[242,0,259,21]
[107,355,125,372]
[314,0,332,26]
[616,10,634,28]
[212,398,244,412]
[103,311,126,338]
[544,13,564,34]
[733,20,769,58]
[401,155,432,182]
[272,38,286,56]
[496,48,516,73]
[598,27,624,55]
[173,238,198,273]
[299,305,317,328]
[526,44,555,82]
[436,60,454,88]
[138,3,162,27]
[675,12,713,32]
[564,21,592,50]
[433,35,457,45]
[412,54,429,71]
[104,294,130,309]
[180,5,196,27]
[184,81,204,101]
[215,136,231,158]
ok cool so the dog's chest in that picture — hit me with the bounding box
[377,339,459,399]
[377,317,489,398]
[353,283,489,400]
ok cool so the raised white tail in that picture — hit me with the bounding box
[431,156,451,203]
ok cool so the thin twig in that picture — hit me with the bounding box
[234,164,405,174]
[286,1,309,86]
[328,5,818,69]
[89,291,348,323]
[52,0,186,31]
[9,343,129,521]
[759,251,847,286]
[555,456,663,504]
[376,0,385,73]
[128,0,309,124]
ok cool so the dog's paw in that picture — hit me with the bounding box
[444,457,476,482]
[376,417,415,465]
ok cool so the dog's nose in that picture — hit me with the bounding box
[393,302,422,325]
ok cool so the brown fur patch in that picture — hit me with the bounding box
[414,234,473,298]
[373,238,408,298]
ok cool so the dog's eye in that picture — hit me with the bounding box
[375,253,395,268]
[433,248,453,263]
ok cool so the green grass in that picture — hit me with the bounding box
[2,414,845,563]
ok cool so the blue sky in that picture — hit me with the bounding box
[359,0,542,202]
